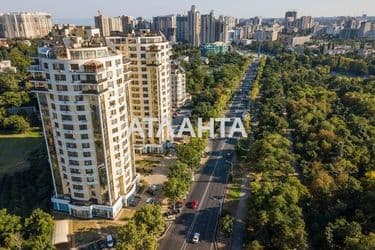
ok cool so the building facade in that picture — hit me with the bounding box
[285,11,298,33]
[0,12,52,39]
[187,5,201,47]
[170,61,187,108]
[201,11,216,44]
[29,37,138,219]
[94,14,111,37]
[176,15,188,43]
[152,15,177,42]
[107,30,172,153]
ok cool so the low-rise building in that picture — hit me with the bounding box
[0,60,17,73]
[201,42,229,56]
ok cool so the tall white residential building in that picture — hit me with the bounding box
[187,5,201,47]
[171,61,187,108]
[107,30,172,153]
[0,12,52,39]
[29,37,138,219]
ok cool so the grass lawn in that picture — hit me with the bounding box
[227,176,243,200]
[0,128,43,176]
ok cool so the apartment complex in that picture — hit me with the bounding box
[107,30,172,153]
[170,61,187,108]
[29,37,138,219]
[201,11,216,44]
[0,12,52,39]
[152,15,177,42]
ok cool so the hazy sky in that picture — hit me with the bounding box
[1,0,374,19]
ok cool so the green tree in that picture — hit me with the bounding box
[22,209,54,250]
[134,205,165,236]
[117,220,157,250]
[0,209,23,249]
[3,115,30,133]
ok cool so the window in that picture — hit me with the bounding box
[63,124,74,130]
[73,184,83,190]
[71,176,82,182]
[83,152,91,157]
[61,115,72,121]
[43,63,49,69]
[64,134,74,139]
[69,160,79,166]
[70,64,79,70]
[68,151,78,157]
[78,115,86,121]
[82,143,90,148]
[66,143,77,148]
[84,160,92,166]
[79,124,87,130]
[106,61,112,67]
[86,169,94,174]
[75,96,83,102]
[55,74,67,81]
[60,105,69,111]
[53,63,65,70]
[72,75,81,82]
[81,134,89,139]
[74,193,84,198]
[76,105,85,111]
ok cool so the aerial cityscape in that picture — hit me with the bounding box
[0,1,374,249]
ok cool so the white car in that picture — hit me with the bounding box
[145,197,155,204]
[106,235,114,248]
[192,233,200,243]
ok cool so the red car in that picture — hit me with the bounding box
[191,200,199,209]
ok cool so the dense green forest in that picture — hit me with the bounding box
[244,53,375,249]
[0,40,38,133]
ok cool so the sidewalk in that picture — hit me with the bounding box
[230,175,250,250]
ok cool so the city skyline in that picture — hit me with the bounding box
[1,0,374,21]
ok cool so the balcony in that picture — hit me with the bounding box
[29,65,44,72]
[30,76,47,82]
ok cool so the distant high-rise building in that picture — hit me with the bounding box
[176,14,188,43]
[201,11,216,44]
[297,16,313,30]
[215,16,229,43]
[224,16,237,30]
[187,5,201,47]
[285,11,298,33]
[29,37,138,219]
[135,17,151,30]
[0,12,52,39]
[121,15,135,34]
[94,13,110,37]
[109,17,123,33]
[153,15,177,42]
[107,30,172,153]
[253,16,262,26]
[359,21,372,38]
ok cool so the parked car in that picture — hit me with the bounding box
[145,197,155,204]
[192,233,200,243]
[106,235,114,248]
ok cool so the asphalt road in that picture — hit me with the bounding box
[159,59,259,250]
